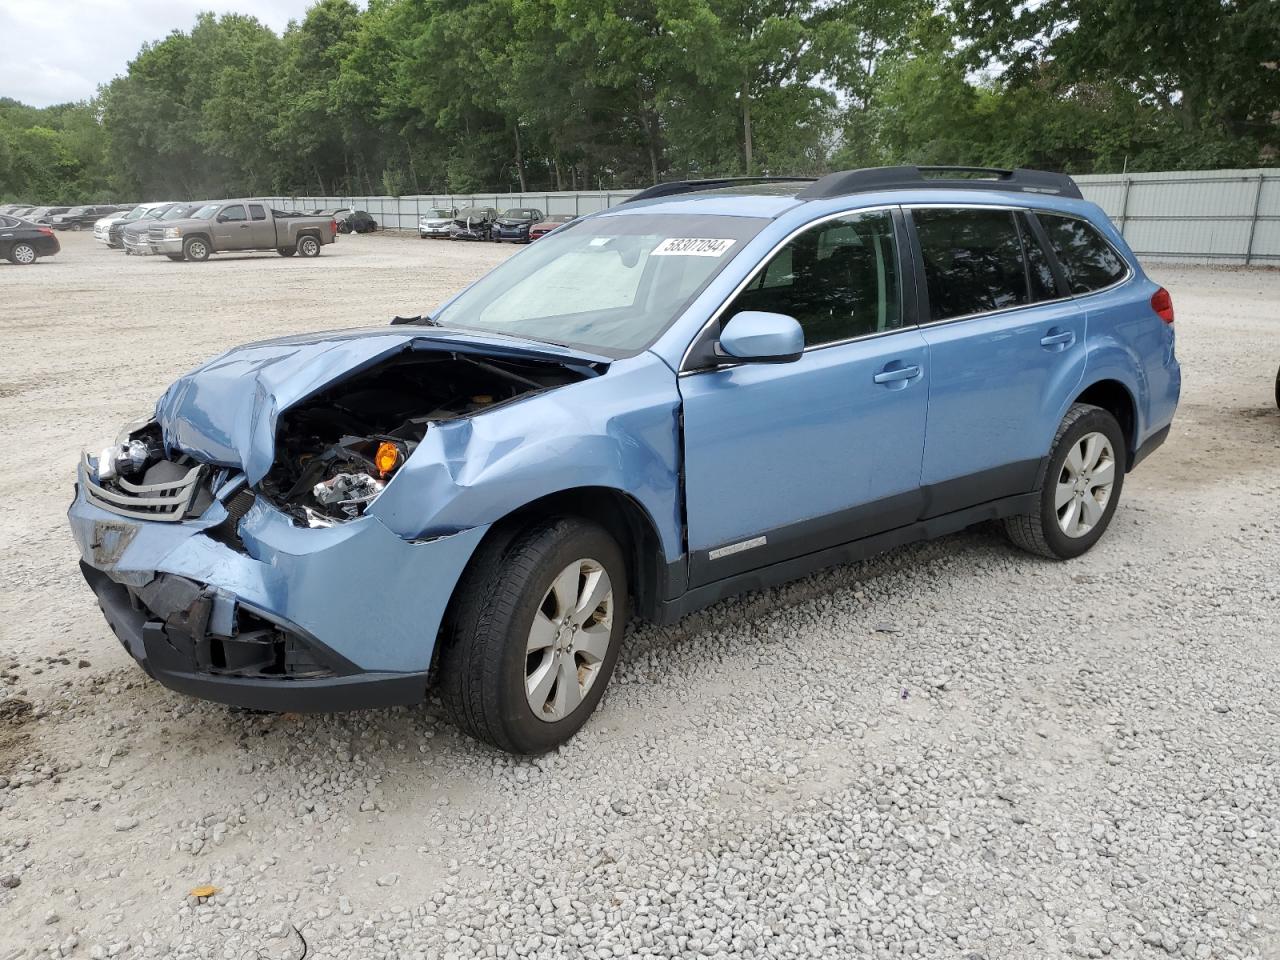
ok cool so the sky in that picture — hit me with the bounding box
[0,0,315,108]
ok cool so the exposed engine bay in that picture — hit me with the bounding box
[259,351,592,525]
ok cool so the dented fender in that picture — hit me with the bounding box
[368,352,685,562]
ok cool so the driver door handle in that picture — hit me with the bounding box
[873,364,922,384]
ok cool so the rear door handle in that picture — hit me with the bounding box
[1040,330,1075,348]
[873,364,922,384]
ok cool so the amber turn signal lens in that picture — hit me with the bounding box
[374,441,401,476]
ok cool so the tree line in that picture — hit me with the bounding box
[1,0,1276,204]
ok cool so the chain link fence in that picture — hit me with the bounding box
[260,168,1280,266]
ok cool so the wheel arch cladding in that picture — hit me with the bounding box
[1073,378,1138,460]
[458,486,671,622]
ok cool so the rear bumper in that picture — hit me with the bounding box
[69,478,489,713]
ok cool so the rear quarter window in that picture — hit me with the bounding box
[1037,213,1128,293]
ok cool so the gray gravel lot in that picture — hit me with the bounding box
[1,231,1278,960]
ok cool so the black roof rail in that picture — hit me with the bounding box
[622,176,818,204]
[796,165,1082,200]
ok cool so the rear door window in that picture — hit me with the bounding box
[249,204,267,221]
[1037,213,1128,293]
[912,208,1031,322]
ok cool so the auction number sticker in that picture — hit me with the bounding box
[652,237,737,257]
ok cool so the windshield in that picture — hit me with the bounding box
[28,208,49,218]
[432,213,767,354]
[457,208,490,219]
[143,206,170,219]
[161,205,194,220]
[120,206,146,220]
[65,207,88,216]
[424,209,451,219]
[191,204,220,219]
[501,209,540,219]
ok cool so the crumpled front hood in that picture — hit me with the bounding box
[155,327,608,485]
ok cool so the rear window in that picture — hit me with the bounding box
[249,204,267,221]
[1037,213,1128,293]
[913,208,1033,321]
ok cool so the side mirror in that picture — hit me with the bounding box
[215,214,228,223]
[717,311,804,364]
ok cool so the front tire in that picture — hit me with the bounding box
[439,518,628,754]
[8,243,37,265]
[277,246,296,257]
[166,254,184,261]
[183,237,210,262]
[1005,403,1127,560]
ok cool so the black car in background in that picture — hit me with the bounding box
[491,207,545,243]
[0,214,61,264]
[450,206,499,240]
[49,205,121,231]
[25,206,70,225]
[336,209,378,234]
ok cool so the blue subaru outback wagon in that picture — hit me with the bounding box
[70,166,1180,753]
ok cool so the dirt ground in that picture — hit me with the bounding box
[0,231,1278,960]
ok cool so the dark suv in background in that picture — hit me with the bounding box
[49,206,121,231]
[491,208,545,243]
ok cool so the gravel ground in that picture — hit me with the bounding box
[1,232,1278,960]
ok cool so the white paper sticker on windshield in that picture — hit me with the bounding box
[652,237,736,257]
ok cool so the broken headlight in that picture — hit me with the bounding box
[267,435,411,528]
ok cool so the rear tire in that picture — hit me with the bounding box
[439,518,628,754]
[183,237,210,262]
[297,235,320,257]
[8,243,37,265]
[1005,403,1127,560]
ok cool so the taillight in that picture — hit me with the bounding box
[37,227,54,237]
[330,219,337,236]
[1151,286,1174,324]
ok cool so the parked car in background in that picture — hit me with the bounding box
[7,206,35,218]
[529,213,577,241]
[49,205,121,231]
[450,206,499,240]
[67,166,1180,754]
[1,214,60,264]
[25,206,70,225]
[149,200,336,260]
[98,202,168,247]
[124,202,204,255]
[418,208,457,238]
[491,208,546,243]
[109,203,173,249]
[336,209,378,234]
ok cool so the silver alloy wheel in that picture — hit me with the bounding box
[187,240,207,260]
[525,558,614,722]
[300,237,318,256]
[12,244,35,264]
[1055,431,1116,538]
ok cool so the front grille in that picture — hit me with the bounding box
[80,453,204,522]
[147,225,165,239]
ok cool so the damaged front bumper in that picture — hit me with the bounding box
[68,475,489,712]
